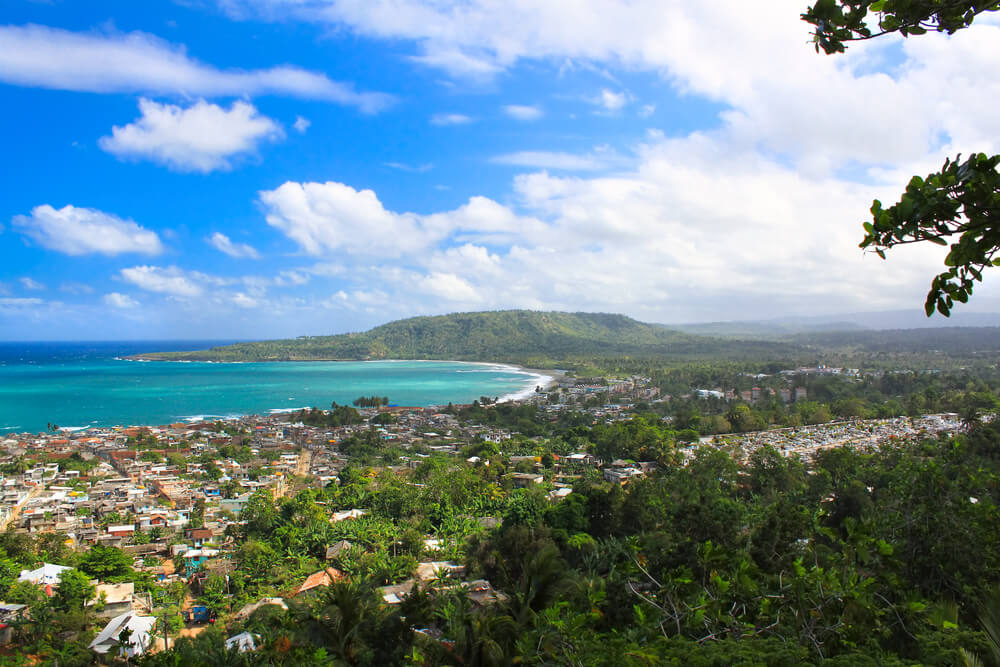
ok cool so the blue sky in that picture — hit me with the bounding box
[2,1,999,340]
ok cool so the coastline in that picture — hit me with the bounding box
[1,358,563,437]
[494,363,562,403]
[122,355,566,404]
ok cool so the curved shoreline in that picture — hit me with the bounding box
[2,359,564,437]
[121,356,565,399]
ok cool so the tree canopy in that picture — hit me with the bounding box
[803,0,1000,316]
[803,0,998,54]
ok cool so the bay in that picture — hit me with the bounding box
[0,341,550,434]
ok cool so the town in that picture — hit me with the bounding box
[0,365,972,661]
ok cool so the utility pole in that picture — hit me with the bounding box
[162,606,169,651]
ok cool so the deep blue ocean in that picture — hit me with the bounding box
[0,341,549,434]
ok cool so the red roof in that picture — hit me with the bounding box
[294,568,344,596]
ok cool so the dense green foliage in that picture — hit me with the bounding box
[861,154,1000,316]
[291,403,364,427]
[803,0,998,54]
[804,1,1000,317]
[353,396,390,408]
[791,326,1000,360]
[132,417,1000,666]
[0,532,161,664]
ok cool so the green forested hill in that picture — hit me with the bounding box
[787,326,1000,367]
[135,311,1000,370]
[135,310,799,366]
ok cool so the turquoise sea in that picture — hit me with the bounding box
[0,341,550,434]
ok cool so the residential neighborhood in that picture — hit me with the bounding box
[0,372,976,661]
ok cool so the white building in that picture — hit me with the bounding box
[18,563,71,586]
[89,612,157,658]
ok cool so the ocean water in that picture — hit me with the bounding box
[0,341,550,434]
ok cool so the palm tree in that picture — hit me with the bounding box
[455,612,517,667]
[314,580,382,663]
[507,544,572,628]
[436,594,516,667]
[962,589,1000,667]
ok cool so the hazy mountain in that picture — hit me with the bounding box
[671,310,1000,338]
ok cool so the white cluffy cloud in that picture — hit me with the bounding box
[260,181,546,258]
[208,232,261,259]
[293,116,311,133]
[0,24,394,112]
[13,205,164,256]
[99,99,284,172]
[19,277,45,291]
[104,292,139,308]
[503,104,543,121]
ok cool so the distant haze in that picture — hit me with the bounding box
[671,310,1000,337]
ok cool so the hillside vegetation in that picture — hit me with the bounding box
[136,310,1000,370]
[135,310,799,367]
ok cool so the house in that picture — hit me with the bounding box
[415,561,465,582]
[548,487,573,501]
[564,453,594,466]
[220,492,253,515]
[325,540,352,561]
[136,513,169,530]
[378,581,416,605]
[185,528,214,547]
[182,549,220,577]
[226,631,259,653]
[511,473,543,489]
[89,612,157,658]
[88,582,148,619]
[294,568,344,597]
[464,580,508,606]
[603,467,644,485]
[331,509,367,522]
[0,604,27,645]
[107,524,136,538]
[232,597,287,621]
[18,563,71,586]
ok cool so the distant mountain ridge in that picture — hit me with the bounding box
[672,309,1000,337]
[135,310,795,365]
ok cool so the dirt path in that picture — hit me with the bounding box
[178,625,209,639]
[0,485,40,531]
[295,449,312,477]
